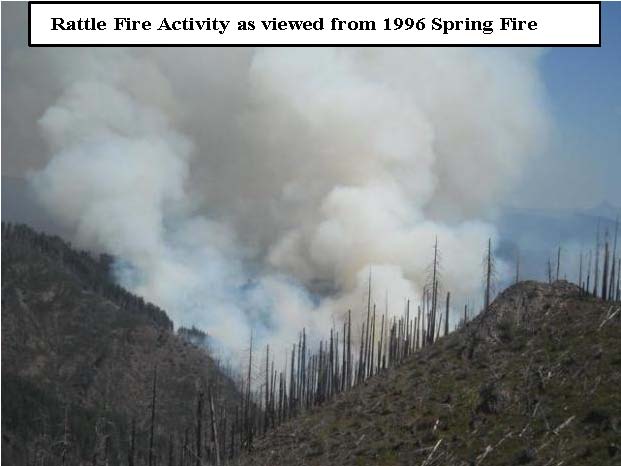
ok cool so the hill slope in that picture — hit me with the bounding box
[1,223,239,466]
[241,281,621,466]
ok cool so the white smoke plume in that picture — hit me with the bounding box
[5,44,549,361]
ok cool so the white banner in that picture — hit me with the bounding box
[29,2,601,46]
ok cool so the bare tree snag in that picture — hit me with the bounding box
[148,366,157,466]
[444,292,450,337]
[209,387,220,466]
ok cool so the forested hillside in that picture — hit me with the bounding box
[1,223,239,466]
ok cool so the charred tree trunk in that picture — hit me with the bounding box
[357,323,365,384]
[196,391,204,466]
[485,239,492,313]
[594,223,601,297]
[264,345,269,433]
[342,320,347,391]
[609,217,619,301]
[602,233,610,300]
[244,331,253,449]
[363,270,372,379]
[586,249,592,295]
[148,366,157,466]
[369,305,376,377]
[347,310,352,389]
[378,313,385,373]
[444,292,450,337]
[579,251,583,293]
[289,344,296,414]
[167,435,174,466]
[128,418,136,466]
[515,249,520,285]
[617,258,621,301]
[209,388,220,466]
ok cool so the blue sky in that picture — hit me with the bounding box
[515,2,621,209]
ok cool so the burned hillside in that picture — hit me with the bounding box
[239,281,621,466]
[1,223,240,466]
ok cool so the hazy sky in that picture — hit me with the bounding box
[512,2,620,209]
[2,1,620,211]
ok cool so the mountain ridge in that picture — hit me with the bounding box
[1,222,239,466]
[239,280,621,466]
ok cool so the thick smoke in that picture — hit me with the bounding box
[3,40,549,360]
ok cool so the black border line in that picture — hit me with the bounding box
[28,1,602,47]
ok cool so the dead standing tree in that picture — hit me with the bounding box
[195,391,203,466]
[468,238,496,360]
[593,222,601,297]
[264,345,269,434]
[427,237,441,345]
[515,247,521,285]
[148,366,157,466]
[128,418,136,466]
[208,387,220,466]
[609,217,619,301]
[444,292,451,337]
[617,258,621,301]
[363,269,372,379]
[578,250,583,293]
[484,238,495,314]
[602,230,610,300]
[586,249,592,294]
[244,331,253,449]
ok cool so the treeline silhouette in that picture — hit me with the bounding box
[2,222,172,330]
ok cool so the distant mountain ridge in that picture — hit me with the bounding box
[496,204,620,284]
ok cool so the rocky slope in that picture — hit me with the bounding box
[240,281,621,466]
[1,223,239,466]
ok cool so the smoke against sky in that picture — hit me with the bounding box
[5,2,617,362]
[1,44,546,359]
